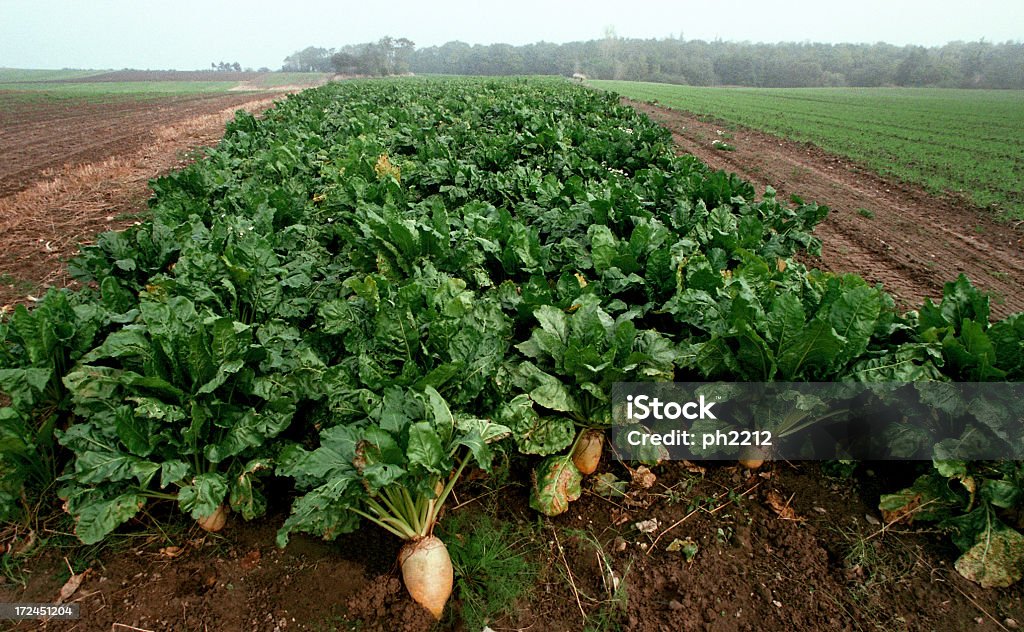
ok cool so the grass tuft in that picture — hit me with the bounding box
[438,511,538,631]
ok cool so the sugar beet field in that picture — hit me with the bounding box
[1,76,1023,631]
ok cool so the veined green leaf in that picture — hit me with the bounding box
[178,472,229,520]
[777,319,845,380]
[74,492,146,545]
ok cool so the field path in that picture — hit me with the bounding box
[0,92,293,307]
[628,99,1024,318]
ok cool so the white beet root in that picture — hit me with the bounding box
[399,535,453,620]
[571,429,604,476]
[197,504,229,532]
[738,445,769,470]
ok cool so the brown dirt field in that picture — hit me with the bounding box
[0,92,276,198]
[1,462,1021,631]
[0,91,292,307]
[627,99,1024,318]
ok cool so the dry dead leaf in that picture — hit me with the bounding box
[765,490,803,521]
[631,466,657,489]
[240,549,261,571]
[881,494,921,525]
[610,508,632,526]
[681,460,706,475]
[159,546,184,558]
[56,563,90,604]
[622,490,656,510]
[634,518,659,534]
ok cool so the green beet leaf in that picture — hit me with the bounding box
[178,472,229,520]
[74,492,147,545]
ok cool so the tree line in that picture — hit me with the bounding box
[283,36,1024,89]
[282,37,415,75]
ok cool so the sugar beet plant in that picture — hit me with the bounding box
[1,77,1023,612]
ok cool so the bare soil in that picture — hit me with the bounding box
[0,92,275,199]
[0,91,292,307]
[2,462,1021,631]
[627,99,1024,318]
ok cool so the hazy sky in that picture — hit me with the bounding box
[1,0,1022,71]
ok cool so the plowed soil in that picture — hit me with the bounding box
[0,92,275,198]
[627,99,1024,318]
[2,463,1021,631]
[0,91,292,306]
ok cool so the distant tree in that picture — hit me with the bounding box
[210,61,242,73]
[282,46,335,72]
[324,37,416,76]
[330,51,360,74]
[393,37,416,74]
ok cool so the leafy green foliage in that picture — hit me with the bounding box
[880,461,1024,587]
[58,295,303,542]
[0,289,122,521]
[276,386,510,544]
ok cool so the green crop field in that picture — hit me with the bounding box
[252,71,331,87]
[592,81,1024,220]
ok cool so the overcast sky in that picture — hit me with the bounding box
[1,0,1022,71]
